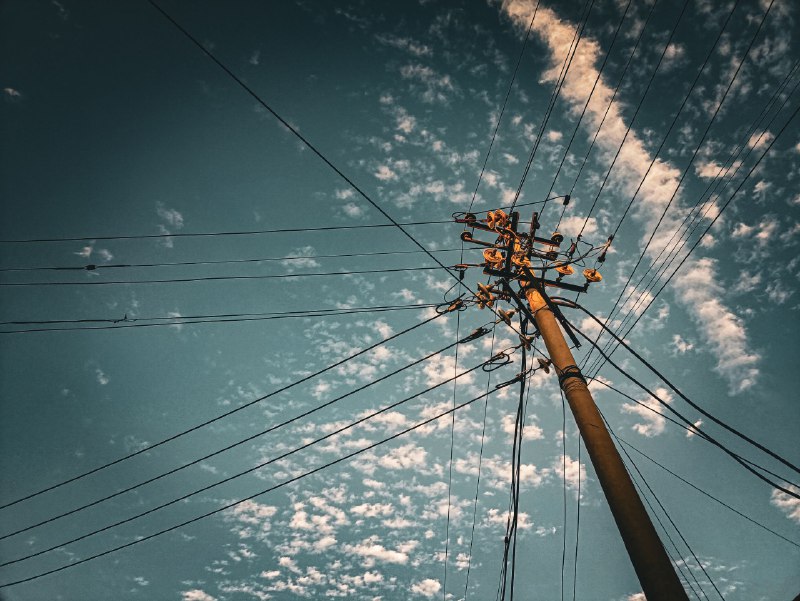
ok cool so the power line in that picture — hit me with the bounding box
[0,220,452,245]
[511,0,595,213]
[616,436,800,549]
[0,303,439,334]
[0,265,447,288]
[568,300,800,479]
[565,316,800,499]
[0,328,496,544]
[0,247,470,273]
[584,60,800,376]
[585,97,800,381]
[468,0,540,214]
[0,309,447,511]
[581,0,763,370]
[576,0,691,239]
[0,370,509,589]
[547,0,634,228]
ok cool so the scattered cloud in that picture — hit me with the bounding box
[770,484,800,524]
[410,578,441,598]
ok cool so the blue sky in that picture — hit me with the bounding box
[1,1,799,600]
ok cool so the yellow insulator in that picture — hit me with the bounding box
[483,248,503,265]
[511,253,531,268]
[498,308,516,325]
[487,209,508,230]
[583,268,603,283]
[555,263,574,276]
[551,231,564,244]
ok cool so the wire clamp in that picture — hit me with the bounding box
[483,351,512,372]
[495,371,525,388]
[557,364,586,389]
[462,325,490,343]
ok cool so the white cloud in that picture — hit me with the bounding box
[282,246,320,270]
[249,50,261,65]
[374,164,398,181]
[3,87,22,100]
[378,444,427,471]
[95,368,109,386]
[181,591,216,601]
[559,215,596,238]
[622,387,672,437]
[770,485,800,524]
[399,63,456,104]
[685,419,703,438]
[551,455,586,492]
[502,0,760,394]
[156,203,184,229]
[344,536,410,567]
[671,334,694,354]
[410,578,441,598]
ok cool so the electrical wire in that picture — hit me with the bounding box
[0,265,447,287]
[2,342,511,569]
[468,1,540,214]
[580,0,763,370]
[0,373,511,589]
[0,309,446,511]
[0,247,470,273]
[565,317,800,499]
[567,0,659,203]
[0,220,453,245]
[0,303,439,335]
[615,436,800,549]
[545,0,633,224]
[575,0,691,239]
[510,0,595,213]
[585,67,800,377]
[462,328,498,601]
[0,323,494,542]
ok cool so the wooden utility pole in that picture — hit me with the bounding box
[458,207,689,600]
[526,286,688,601]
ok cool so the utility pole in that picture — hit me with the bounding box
[457,207,688,601]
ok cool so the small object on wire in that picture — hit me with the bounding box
[495,372,525,388]
[597,234,614,263]
[562,194,571,206]
[536,358,552,374]
[497,308,516,325]
[85,264,97,271]
[483,350,512,372]
[519,334,535,350]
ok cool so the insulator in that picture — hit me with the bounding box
[563,194,570,206]
[537,358,552,374]
[498,308,516,325]
[483,248,503,265]
[551,232,564,245]
[511,253,531,268]
[583,268,603,283]
[555,263,574,276]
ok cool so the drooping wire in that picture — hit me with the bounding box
[0,247,470,273]
[545,0,634,225]
[467,2,540,214]
[509,0,596,213]
[0,310,447,511]
[568,301,800,479]
[580,0,764,370]
[0,373,512,589]
[564,317,800,499]
[463,328,498,601]
[599,409,723,599]
[0,303,440,335]
[0,265,447,287]
[575,0,691,239]
[0,323,493,542]
[0,219,454,245]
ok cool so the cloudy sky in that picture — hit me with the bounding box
[1,0,799,600]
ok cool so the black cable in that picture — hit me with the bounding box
[575,0,691,239]
[601,59,800,353]
[602,411,723,600]
[571,436,581,601]
[463,328,497,601]
[0,310,446,510]
[564,317,800,499]
[0,303,439,334]
[0,376,508,588]
[567,0,659,202]
[2,342,509,569]
[566,292,800,478]
[587,67,800,377]
[545,0,633,223]
[0,247,469,273]
[581,0,761,370]
[616,436,800,549]
[0,220,453,245]
[0,265,446,287]
[511,0,595,214]
[468,2,540,214]
[0,324,493,541]
[144,0,524,342]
